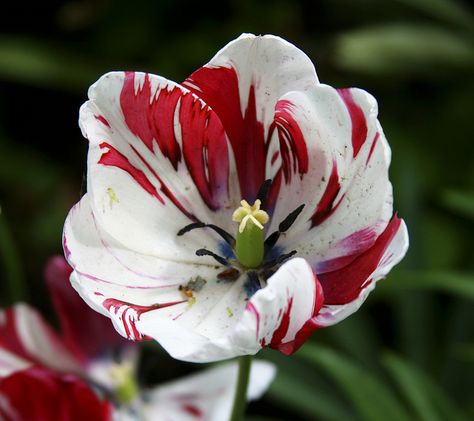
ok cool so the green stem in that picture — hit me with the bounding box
[230,355,253,421]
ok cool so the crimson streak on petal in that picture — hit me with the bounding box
[318,215,402,305]
[98,142,164,203]
[119,72,229,211]
[273,100,309,183]
[309,161,344,228]
[121,72,182,169]
[184,66,265,202]
[338,89,368,158]
[102,298,186,341]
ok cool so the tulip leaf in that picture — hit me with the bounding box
[297,344,410,421]
[335,24,474,76]
[390,0,474,31]
[0,36,103,92]
[439,189,474,219]
[263,349,353,420]
[382,352,470,421]
[377,270,474,300]
[0,212,27,303]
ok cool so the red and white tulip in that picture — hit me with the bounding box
[64,33,409,363]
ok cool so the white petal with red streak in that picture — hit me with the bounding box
[0,304,82,377]
[64,194,237,342]
[267,85,393,269]
[117,360,275,421]
[80,71,232,262]
[138,257,321,362]
[316,218,409,327]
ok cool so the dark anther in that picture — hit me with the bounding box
[261,250,297,270]
[195,249,230,267]
[256,179,272,206]
[279,204,305,232]
[264,204,305,253]
[178,222,235,246]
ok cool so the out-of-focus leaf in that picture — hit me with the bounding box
[0,211,27,303]
[440,189,474,219]
[335,24,474,75]
[378,270,474,299]
[383,352,470,421]
[0,36,104,92]
[391,0,474,31]
[298,344,410,421]
[264,350,352,421]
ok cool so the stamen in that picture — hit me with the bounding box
[195,248,230,266]
[264,204,305,252]
[178,222,235,246]
[261,250,297,270]
[256,179,272,206]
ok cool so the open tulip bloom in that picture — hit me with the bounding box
[64,33,409,364]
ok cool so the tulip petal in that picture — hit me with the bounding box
[267,85,395,271]
[0,304,82,377]
[121,360,275,421]
[138,258,322,362]
[315,216,409,326]
[45,256,131,363]
[64,194,246,346]
[0,367,113,421]
[183,33,319,202]
[80,71,233,262]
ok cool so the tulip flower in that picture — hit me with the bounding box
[0,367,113,421]
[0,256,138,399]
[63,33,408,364]
[0,362,275,421]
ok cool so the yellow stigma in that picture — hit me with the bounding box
[232,199,269,233]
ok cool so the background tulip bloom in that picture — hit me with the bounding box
[64,33,408,363]
[0,367,113,421]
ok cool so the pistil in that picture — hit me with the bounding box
[232,199,269,268]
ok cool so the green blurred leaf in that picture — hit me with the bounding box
[0,211,27,303]
[0,36,104,92]
[440,189,474,219]
[298,344,410,421]
[264,350,353,421]
[335,24,474,75]
[391,0,474,31]
[383,352,470,421]
[378,270,474,299]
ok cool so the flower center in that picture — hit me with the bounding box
[177,179,304,297]
[232,199,269,268]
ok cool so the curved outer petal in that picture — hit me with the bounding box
[118,360,276,421]
[0,367,113,421]
[80,71,232,262]
[0,304,82,378]
[45,256,132,363]
[137,258,323,362]
[267,86,394,271]
[315,216,409,326]
[183,33,319,202]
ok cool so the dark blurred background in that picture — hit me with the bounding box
[0,1,473,420]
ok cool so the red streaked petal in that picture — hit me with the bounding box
[80,71,232,260]
[338,88,368,158]
[183,33,319,202]
[0,304,81,377]
[319,215,404,305]
[44,256,131,364]
[239,258,323,351]
[0,367,113,421]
